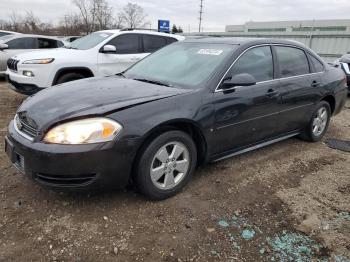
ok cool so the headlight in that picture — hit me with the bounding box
[43,118,122,144]
[23,58,55,64]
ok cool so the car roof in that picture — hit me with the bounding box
[96,29,185,40]
[2,34,63,42]
[0,30,21,34]
[183,36,307,48]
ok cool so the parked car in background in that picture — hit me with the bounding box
[0,30,20,37]
[336,53,350,94]
[5,38,347,200]
[57,36,82,43]
[0,34,64,76]
[5,29,185,95]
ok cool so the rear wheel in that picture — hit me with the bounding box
[135,130,197,200]
[299,101,331,142]
[56,72,85,85]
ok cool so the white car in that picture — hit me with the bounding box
[6,30,185,95]
[0,30,20,37]
[0,34,64,76]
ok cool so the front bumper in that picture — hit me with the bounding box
[5,121,140,191]
[6,74,44,95]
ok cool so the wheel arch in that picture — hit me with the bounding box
[52,67,94,85]
[321,95,336,115]
[133,119,208,171]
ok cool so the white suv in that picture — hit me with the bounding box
[6,30,184,95]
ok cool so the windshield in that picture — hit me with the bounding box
[69,32,112,50]
[124,42,237,88]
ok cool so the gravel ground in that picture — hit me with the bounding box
[0,79,349,262]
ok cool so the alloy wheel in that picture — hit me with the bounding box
[312,106,328,137]
[150,142,190,190]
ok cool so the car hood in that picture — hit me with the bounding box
[12,48,88,62]
[17,76,193,130]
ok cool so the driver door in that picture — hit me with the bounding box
[97,34,144,75]
[212,45,282,155]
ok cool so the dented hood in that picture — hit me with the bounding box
[17,76,192,130]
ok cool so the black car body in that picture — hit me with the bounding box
[5,38,348,199]
[338,54,350,93]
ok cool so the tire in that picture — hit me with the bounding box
[56,72,85,85]
[299,101,331,142]
[135,130,197,200]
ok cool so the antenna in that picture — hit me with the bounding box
[199,0,204,32]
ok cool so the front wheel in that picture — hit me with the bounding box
[135,130,197,200]
[299,101,331,142]
[56,73,85,85]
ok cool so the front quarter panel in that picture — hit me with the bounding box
[108,89,214,157]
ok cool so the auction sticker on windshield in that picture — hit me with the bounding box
[197,49,224,55]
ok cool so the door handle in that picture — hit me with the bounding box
[311,81,321,87]
[266,89,279,98]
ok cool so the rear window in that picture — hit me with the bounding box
[143,35,167,53]
[275,46,310,78]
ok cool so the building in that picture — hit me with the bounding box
[183,19,350,62]
[225,19,350,33]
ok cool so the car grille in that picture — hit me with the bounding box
[7,58,19,72]
[34,173,97,187]
[14,114,39,140]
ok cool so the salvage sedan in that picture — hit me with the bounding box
[5,38,348,200]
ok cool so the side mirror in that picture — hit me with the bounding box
[222,73,257,88]
[101,45,117,54]
[0,43,9,51]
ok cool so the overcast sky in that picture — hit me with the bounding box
[0,0,350,32]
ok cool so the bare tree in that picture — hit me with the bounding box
[73,0,92,34]
[94,0,113,30]
[9,10,22,32]
[23,11,40,32]
[119,3,147,29]
[72,0,113,34]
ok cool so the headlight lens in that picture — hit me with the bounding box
[23,58,55,64]
[43,118,122,144]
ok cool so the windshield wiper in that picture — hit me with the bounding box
[116,72,126,78]
[134,78,172,87]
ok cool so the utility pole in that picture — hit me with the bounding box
[199,0,204,32]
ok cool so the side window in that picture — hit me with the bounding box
[310,55,324,72]
[143,35,167,53]
[0,32,10,37]
[107,34,140,54]
[275,46,310,78]
[228,46,274,82]
[7,37,36,49]
[38,38,60,48]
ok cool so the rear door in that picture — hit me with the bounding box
[212,45,282,154]
[0,37,37,72]
[273,45,320,132]
[97,33,142,75]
